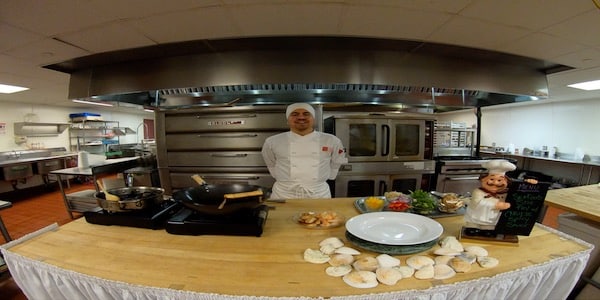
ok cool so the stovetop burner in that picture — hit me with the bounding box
[84,200,181,229]
[165,205,269,237]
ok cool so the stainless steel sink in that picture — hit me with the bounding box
[2,163,34,181]
[35,159,65,175]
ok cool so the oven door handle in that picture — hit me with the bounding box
[445,176,481,181]
[381,124,390,156]
[378,180,387,195]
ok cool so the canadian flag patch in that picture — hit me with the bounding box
[322,146,329,152]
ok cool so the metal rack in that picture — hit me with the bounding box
[433,121,476,157]
[69,120,121,154]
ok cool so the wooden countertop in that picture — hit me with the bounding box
[545,184,600,223]
[6,198,590,298]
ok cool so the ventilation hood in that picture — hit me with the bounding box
[46,37,568,112]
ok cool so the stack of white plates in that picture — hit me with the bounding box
[345,212,443,255]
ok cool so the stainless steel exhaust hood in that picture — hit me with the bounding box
[45,37,568,112]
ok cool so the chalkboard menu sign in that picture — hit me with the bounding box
[495,180,551,236]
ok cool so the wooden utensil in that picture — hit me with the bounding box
[97,179,120,201]
[218,190,264,209]
[191,174,206,185]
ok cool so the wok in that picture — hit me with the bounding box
[172,183,265,215]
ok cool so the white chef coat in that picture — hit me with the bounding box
[464,188,507,230]
[261,131,347,199]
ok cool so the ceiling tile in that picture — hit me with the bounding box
[4,38,90,66]
[459,0,593,31]
[229,3,343,36]
[551,48,600,69]
[0,23,43,52]
[57,22,156,53]
[542,10,600,47]
[498,32,586,63]
[343,0,472,14]
[0,0,113,36]
[339,4,452,40]
[87,0,223,20]
[427,16,531,51]
[130,6,239,43]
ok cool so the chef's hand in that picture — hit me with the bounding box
[495,202,511,210]
[524,178,538,184]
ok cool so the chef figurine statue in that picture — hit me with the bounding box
[463,159,518,237]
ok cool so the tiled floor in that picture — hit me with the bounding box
[0,183,566,299]
[0,180,92,300]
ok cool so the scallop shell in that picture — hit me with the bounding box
[434,255,454,265]
[414,264,434,279]
[449,257,472,273]
[376,254,401,268]
[319,237,344,248]
[433,247,462,256]
[334,246,361,255]
[342,271,379,288]
[434,264,457,280]
[456,252,477,264]
[477,256,499,268]
[329,254,355,266]
[303,248,330,264]
[320,244,337,255]
[376,267,403,285]
[394,265,415,278]
[406,255,434,270]
[465,246,488,257]
[325,265,353,277]
[439,236,464,252]
[352,256,379,271]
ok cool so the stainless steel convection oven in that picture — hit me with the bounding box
[324,114,436,197]
[155,106,288,195]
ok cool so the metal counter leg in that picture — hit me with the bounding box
[0,214,11,242]
[56,174,74,219]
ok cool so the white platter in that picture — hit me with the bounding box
[345,212,443,245]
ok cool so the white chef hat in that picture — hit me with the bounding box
[482,159,516,175]
[286,103,315,119]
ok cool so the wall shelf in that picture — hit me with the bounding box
[14,122,70,137]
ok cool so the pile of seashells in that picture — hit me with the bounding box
[303,236,499,288]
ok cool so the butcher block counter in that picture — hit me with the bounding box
[1,197,592,300]
[545,184,600,223]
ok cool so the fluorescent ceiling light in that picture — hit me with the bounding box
[0,83,29,94]
[72,99,114,107]
[568,79,600,91]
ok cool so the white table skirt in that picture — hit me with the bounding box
[1,223,592,300]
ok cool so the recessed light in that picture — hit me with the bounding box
[0,83,29,94]
[568,79,600,91]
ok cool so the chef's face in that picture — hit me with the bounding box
[480,174,509,193]
[288,108,314,135]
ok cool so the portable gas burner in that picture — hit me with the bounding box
[165,204,269,237]
[84,200,181,229]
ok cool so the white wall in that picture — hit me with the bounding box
[436,98,600,157]
[0,102,152,152]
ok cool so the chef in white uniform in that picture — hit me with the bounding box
[261,103,348,199]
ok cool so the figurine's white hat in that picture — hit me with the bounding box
[286,103,315,119]
[482,159,516,175]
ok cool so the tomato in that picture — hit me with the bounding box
[388,200,410,212]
